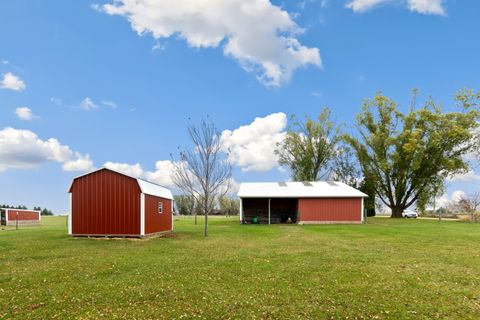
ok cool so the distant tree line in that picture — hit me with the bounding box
[0,204,53,216]
[174,195,239,217]
[0,204,28,210]
[35,207,54,216]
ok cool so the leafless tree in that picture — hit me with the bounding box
[457,192,480,223]
[171,118,232,236]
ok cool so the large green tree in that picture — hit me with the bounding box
[332,145,362,189]
[333,145,377,216]
[345,90,479,218]
[275,108,341,181]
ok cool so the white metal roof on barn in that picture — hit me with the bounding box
[237,181,367,198]
[69,167,174,200]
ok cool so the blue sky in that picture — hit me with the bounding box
[1,0,479,213]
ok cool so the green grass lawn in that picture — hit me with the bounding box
[1,216,480,319]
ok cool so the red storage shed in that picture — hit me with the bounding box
[0,208,41,226]
[238,181,367,224]
[68,167,173,237]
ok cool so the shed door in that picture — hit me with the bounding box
[0,210,6,225]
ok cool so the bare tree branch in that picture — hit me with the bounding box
[171,118,232,236]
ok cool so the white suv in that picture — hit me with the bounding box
[403,210,418,218]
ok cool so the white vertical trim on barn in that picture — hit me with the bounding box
[140,193,145,236]
[361,197,364,223]
[171,199,174,231]
[68,193,72,235]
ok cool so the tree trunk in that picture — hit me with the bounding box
[192,201,197,225]
[390,207,404,218]
[204,212,208,237]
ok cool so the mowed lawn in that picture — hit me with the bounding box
[1,217,480,319]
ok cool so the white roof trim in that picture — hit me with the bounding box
[68,167,174,200]
[0,208,41,213]
[237,181,367,198]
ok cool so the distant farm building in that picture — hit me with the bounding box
[238,182,367,224]
[68,167,173,237]
[0,208,41,226]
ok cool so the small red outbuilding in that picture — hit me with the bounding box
[68,167,173,237]
[0,208,41,226]
[238,181,367,224]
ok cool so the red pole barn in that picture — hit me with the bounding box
[68,167,173,237]
[238,181,367,224]
[0,208,41,226]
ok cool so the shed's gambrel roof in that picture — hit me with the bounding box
[68,167,174,200]
[237,181,367,198]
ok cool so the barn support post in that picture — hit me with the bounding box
[268,198,271,225]
[239,198,243,224]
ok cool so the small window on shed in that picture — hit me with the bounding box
[158,202,163,214]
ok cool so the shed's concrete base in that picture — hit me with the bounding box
[298,221,362,225]
[6,220,40,226]
[70,230,173,239]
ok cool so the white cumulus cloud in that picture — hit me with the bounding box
[104,162,145,178]
[346,0,388,12]
[432,193,450,208]
[220,112,287,171]
[97,0,321,87]
[0,127,94,172]
[80,97,99,110]
[144,160,177,187]
[15,107,35,121]
[104,160,176,187]
[63,154,95,172]
[0,72,26,91]
[451,190,467,203]
[407,0,445,15]
[431,190,466,209]
[448,170,480,183]
[346,0,446,15]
